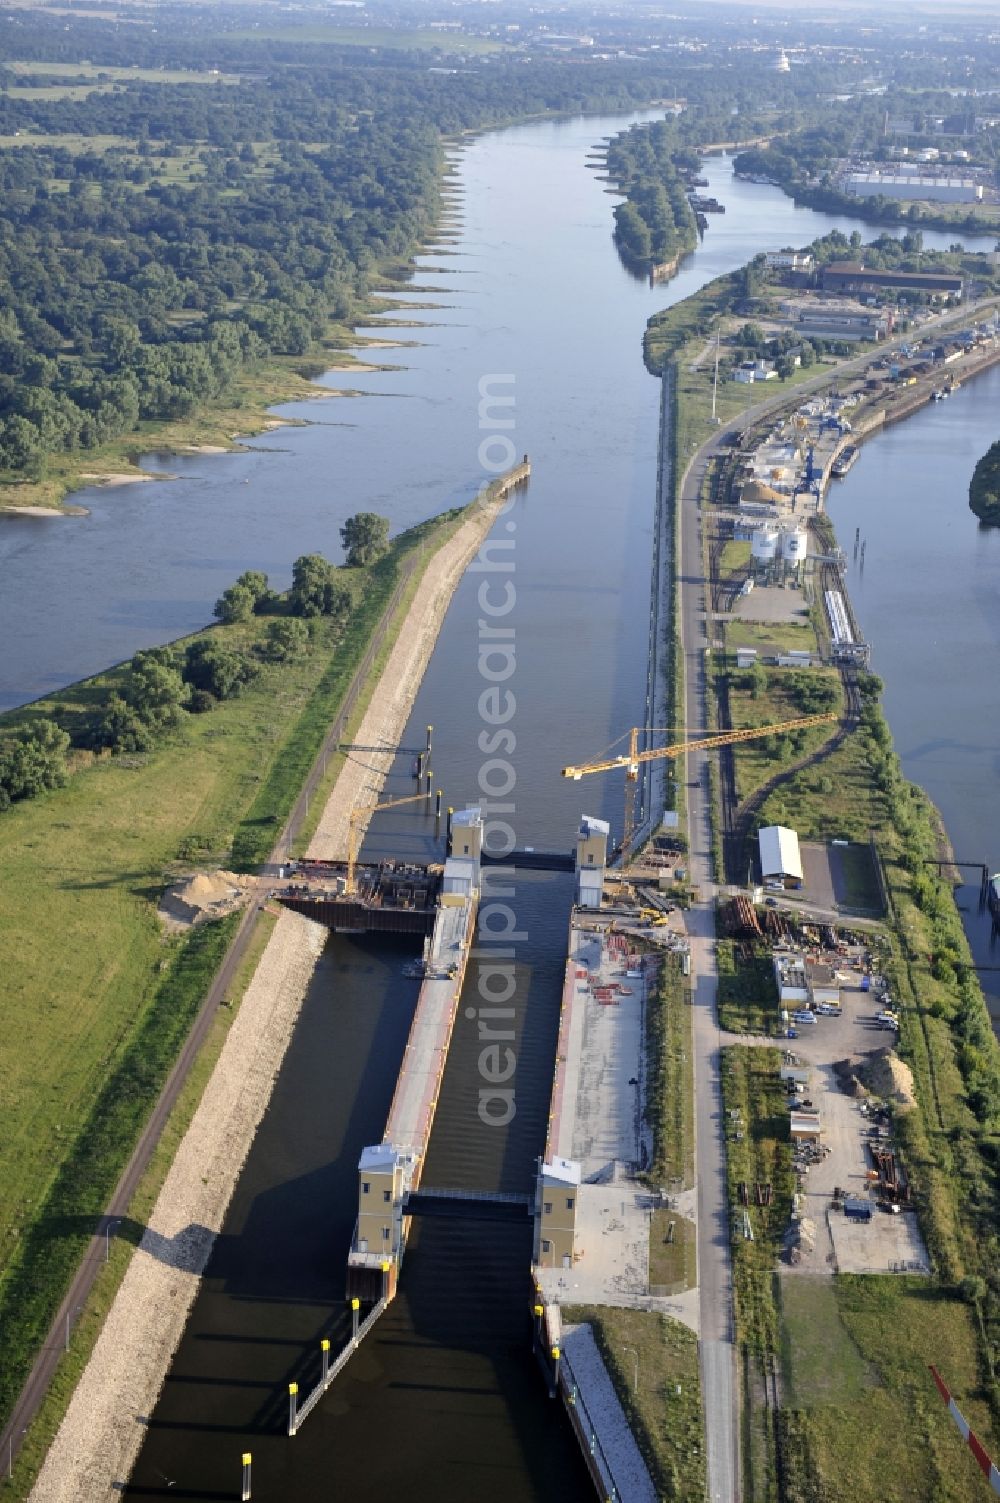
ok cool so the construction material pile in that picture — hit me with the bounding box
[159,870,256,928]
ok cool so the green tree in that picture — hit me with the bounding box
[0,720,70,805]
[183,639,255,700]
[290,553,333,617]
[127,651,187,732]
[214,583,256,624]
[263,618,309,662]
[235,570,269,605]
[93,693,156,754]
[340,513,390,568]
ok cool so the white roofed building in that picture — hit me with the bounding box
[759,825,803,889]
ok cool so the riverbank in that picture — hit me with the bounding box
[21,470,518,1500]
[0,310,424,515]
[306,474,525,862]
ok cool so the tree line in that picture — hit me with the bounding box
[0,514,388,808]
[0,11,868,478]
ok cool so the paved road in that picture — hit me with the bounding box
[675,392,741,1503]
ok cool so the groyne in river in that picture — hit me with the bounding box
[5,112,999,1498]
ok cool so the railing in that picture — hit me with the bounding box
[289,1294,391,1435]
[405,1187,532,1206]
[559,1349,631,1503]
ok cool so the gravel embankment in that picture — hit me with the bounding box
[30,908,326,1502]
[307,495,507,860]
[30,492,506,1501]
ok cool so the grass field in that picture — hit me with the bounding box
[725,665,843,804]
[6,60,241,84]
[724,619,817,656]
[649,1209,696,1292]
[780,1277,996,1503]
[563,1306,705,1502]
[717,937,782,1036]
[644,953,695,1188]
[721,1045,794,1354]
[227,23,507,52]
[4,908,277,1502]
[834,842,883,911]
[779,1275,873,1407]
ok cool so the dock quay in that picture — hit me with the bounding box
[529,817,694,1502]
[284,808,485,1434]
[532,816,690,1303]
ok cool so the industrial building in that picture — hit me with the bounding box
[844,173,982,204]
[765,250,814,271]
[748,525,808,583]
[792,301,891,342]
[759,825,803,888]
[820,262,964,299]
[574,814,609,909]
[534,1157,581,1268]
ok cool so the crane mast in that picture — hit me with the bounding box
[562,712,840,853]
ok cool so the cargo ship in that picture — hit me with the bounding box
[831,445,859,479]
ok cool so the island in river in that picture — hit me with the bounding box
[969,438,1000,523]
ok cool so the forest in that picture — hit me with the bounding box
[0,5,858,482]
[606,118,700,272]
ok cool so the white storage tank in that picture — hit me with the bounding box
[751,527,780,562]
[781,529,808,564]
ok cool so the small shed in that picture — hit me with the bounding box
[789,1110,822,1145]
[809,963,840,1007]
[774,953,809,1005]
[759,825,803,888]
[843,1196,873,1223]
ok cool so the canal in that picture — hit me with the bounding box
[4,109,995,1497]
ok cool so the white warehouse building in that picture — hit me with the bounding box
[759,825,803,889]
[845,173,983,204]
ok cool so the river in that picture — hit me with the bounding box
[827,373,1000,1028]
[5,113,995,1497]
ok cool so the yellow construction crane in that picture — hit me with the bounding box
[562,714,839,852]
[346,790,437,895]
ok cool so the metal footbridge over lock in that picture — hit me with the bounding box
[402,1186,533,1222]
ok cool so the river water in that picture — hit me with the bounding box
[827,373,1000,1025]
[5,112,994,1497]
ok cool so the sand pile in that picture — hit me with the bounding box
[857,1047,916,1109]
[835,1048,915,1109]
[158,869,256,928]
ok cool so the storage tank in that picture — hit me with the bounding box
[751,527,779,562]
[781,529,808,564]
